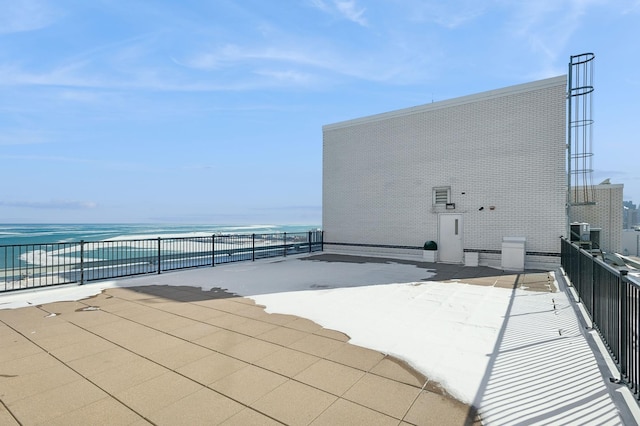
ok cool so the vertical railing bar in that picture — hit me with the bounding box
[117,240,120,278]
[621,273,628,381]
[80,240,85,285]
[212,235,215,267]
[18,245,21,288]
[122,240,126,278]
[40,243,45,287]
[32,243,36,287]
[12,246,15,290]
[3,246,6,291]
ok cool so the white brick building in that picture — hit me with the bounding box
[572,183,624,253]
[323,76,567,269]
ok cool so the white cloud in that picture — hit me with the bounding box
[0,0,60,34]
[253,69,316,85]
[0,62,100,88]
[181,43,329,71]
[0,3,422,93]
[507,0,603,61]
[0,130,47,146]
[309,0,330,13]
[0,154,91,163]
[400,0,494,28]
[309,0,368,26]
[0,200,98,210]
[57,89,108,103]
[180,40,426,86]
[622,0,640,14]
[334,1,368,26]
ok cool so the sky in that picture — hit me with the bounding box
[1,0,639,224]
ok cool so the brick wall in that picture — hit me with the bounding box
[323,76,567,266]
[572,184,624,253]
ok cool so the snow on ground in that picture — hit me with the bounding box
[253,280,509,403]
[0,281,120,310]
[0,254,634,424]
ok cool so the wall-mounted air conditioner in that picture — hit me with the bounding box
[570,222,591,243]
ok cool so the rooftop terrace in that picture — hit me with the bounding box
[0,254,638,425]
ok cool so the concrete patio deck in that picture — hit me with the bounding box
[0,282,478,425]
[1,254,637,425]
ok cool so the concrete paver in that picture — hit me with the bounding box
[254,347,320,377]
[151,388,244,425]
[310,398,399,425]
[210,364,288,405]
[115,371,202,415]
[288,333,347,357]
[44,397,144,426]
[325,343,385,371]
[252,380,337,426]
[342,372,422,419]
[176,352,247,385]
[224,336,282,363]
[405,391,475,426]
[256,324,309,346]
[8,378,107,424]
[220,407,282,425]
[370,356,427,388]
[294,358,366,396]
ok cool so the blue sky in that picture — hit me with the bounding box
[1,0,639,224]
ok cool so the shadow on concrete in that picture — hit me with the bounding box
[121,284,240,303]
[78,253,555,306]
[468,274,624,424]
[302,253,545,282]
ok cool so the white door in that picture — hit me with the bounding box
[438,214,463,263]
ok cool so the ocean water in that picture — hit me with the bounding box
[0,223,320,247]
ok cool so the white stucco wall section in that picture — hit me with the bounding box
[323,76,567,267]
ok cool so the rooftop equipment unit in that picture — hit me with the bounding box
[570,222,591,243]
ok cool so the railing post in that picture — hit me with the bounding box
[321,231,324,252]
[576,243,582,302]
[252,234,255,261]
[157,237,161,274]
[308,231,312,253]
[620,270,629,382]
[80,240,85,285]
[283,232,287,257]
[212,234,215,267]
[591,252,597,324]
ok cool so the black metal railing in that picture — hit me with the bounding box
[1,231,323,293]
[561,238,640,400]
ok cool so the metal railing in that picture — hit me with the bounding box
[561,238,640,400]
[1,231,323,293]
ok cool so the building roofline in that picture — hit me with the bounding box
[595,184,624,189]
[574,184,624,189]
[323,75,567,131]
